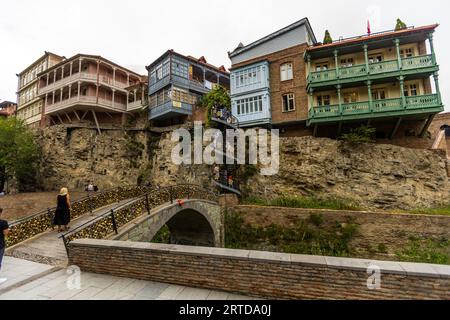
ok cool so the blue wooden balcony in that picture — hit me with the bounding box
[149,100,193,121]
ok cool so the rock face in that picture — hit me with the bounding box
[36,126,450,210]
[147,130,212,188]
[36,126,152,191]
[244,136,450,210]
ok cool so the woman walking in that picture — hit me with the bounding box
[53,188,71,232]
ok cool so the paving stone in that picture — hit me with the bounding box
[174,287,212,300]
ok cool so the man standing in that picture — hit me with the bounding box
[0,207,10,284]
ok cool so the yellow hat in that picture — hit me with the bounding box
[60,188,68,196]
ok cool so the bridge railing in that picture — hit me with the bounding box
[5,186,151,247]
[60,184,219,253]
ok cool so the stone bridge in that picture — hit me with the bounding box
[112,200,224,247]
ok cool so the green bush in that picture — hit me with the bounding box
[225,210,358,257]
[339,125,376,144]
[151,225,171,243]
[323,30,333,44]
[395,18,407,31]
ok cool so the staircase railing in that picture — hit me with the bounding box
[6,186,150,247]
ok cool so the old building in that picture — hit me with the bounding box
[0,100,17,118]
[306,24,443,139]
[228,18,317,129]
[146,50,230,126]
[37,54,143,132]
[16,52,65,127]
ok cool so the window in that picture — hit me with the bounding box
[400,48,414,58]
[343,92,358,103]
[280,63,293,81]
[282,93,295,112]
[404,84,418,97]
[236,96,263,115]
[234,66,262,88]
[340,58,354,68]
[317,95,331,106]
[315,63,328,72]
[369,54,383,64]
[372,89,386,100]
[156,64,163,80]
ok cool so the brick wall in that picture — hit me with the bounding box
[69,239,450,300]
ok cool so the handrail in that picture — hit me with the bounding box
[60,196,143,239]
[8,187,120,227]
[59,184,220,247]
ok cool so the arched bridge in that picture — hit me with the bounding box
[61,184,224,254]
[112,200,223,247]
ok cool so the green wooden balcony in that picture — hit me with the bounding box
[308,93,443,125]
[308,55,437,88]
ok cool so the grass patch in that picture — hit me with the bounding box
[396,237,449,265]
[410,205,450,216]
[242,195,362,211]
[225,210,358,257]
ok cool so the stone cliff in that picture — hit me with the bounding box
[36,125,152,191]
[36,126,450,210]
[243,136,450,209]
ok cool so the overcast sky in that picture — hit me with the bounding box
[0,0,448,110]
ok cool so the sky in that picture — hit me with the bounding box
[0,0,448,110]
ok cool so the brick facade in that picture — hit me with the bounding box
[69,239,450,300]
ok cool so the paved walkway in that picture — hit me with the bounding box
[6,199,134,266]
[0,257,255,300]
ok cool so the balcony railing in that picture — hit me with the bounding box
[308,94,442,122]
[149,100,193,120]
[39,72,129,95]
[45,96,126,114]
[308,54,436,85]
[127,100,148,111]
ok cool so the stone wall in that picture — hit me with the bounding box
[231,205,450,261]
[36,125,152,191]
[244,136,450,209]
[68,239,450,300]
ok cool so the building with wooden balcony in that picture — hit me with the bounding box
[37,54,143,132]
[306,24,443,138]
[0,101,17,118]
[16,52,65,127]
[146,50,230,126]
[229,18,317,129]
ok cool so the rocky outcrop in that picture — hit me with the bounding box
[36,126,450,210]
[244,136,450,210]
[36,126,152,191]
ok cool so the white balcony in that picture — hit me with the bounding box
[45,95,126,115]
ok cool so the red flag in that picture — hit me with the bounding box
[367,20,371,35]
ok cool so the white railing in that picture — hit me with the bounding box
[127,100,145,111]
[45,95,126,114]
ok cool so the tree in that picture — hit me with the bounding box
[0,117,40,192]
[201,85,231,128]
[323,30,333,44]
[395,19,407,31]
